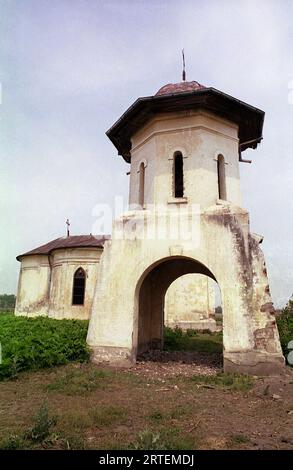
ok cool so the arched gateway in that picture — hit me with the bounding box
[87,79,284,375]
[135,256,216,355]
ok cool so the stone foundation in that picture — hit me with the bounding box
[90,346,134,367]
[167,319,218,332]
[90,347,285,377]
[223,351,285,376]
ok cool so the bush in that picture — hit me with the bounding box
[163,327,222,353]
[133,430,164,450]
[277,295,293,362]
[163,326,183,350]
[0,315,90,379]
[25,401,57,442]
[186,329,197,337]
[0,434,26,450]
[0,294,16,310]
[132,428,195,450]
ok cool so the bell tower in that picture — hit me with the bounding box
[87,79,284,375]
[128,81,243,211]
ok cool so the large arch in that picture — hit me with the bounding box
[133,256,219,356]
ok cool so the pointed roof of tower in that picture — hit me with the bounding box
[106,80,264,163]
[156,80,205,96]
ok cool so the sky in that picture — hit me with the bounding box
[0,0,293,307]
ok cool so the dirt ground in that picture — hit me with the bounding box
[0,354,292,450]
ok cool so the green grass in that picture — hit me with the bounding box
[46,368,112,395]
[148,411,164,422]
[147,405,192,423]
[60,434,88,450]
[164,326,222,353]
[0,309,14,315]
[0,400,58,449]
[91,405,127,426]
[0,434,27,450]
[0,314,90,379]
[131,427,196,450]
[230,434,250,445]
[189,373,253,391]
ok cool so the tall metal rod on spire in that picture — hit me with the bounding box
[182,49,186,81]
[66,218,70,237]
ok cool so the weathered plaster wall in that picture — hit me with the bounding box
[129,111,241,209]
[88,205,284,374]
[15,247,103,320]
[48,247,102,320]
[88,108,284,375]
[15,255,50,317]
[164,274,217,331]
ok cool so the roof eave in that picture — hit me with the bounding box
[106,88,265,162]
[16,243,106,262]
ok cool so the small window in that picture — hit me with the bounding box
[72,268,86,305]
[173,152,184,198]
[217,155,227,200]
[138,162,145,207]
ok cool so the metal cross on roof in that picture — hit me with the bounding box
[66,218,70,237]
[182,49,186,82]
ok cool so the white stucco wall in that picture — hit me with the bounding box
[88,107,284,374]
[15,247,103,320]
[165,273,216,330]
[15,255,50,317]
[129,111,241,209]
[48,247,102,320]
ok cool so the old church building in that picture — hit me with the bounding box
[15,77,284,375]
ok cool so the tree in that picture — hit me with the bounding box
[0,294,16,310]
[277,294,293,362]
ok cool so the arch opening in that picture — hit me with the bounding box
[72,267,86,305]
[165,273,221,332]
[173,152,184,198]
[138,162,145,208]
[135,257,222,365]
[217,155,227,200]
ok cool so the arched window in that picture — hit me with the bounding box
[72,268,86,305]
[173,151,184,198]
[217,155,227,200]
[138,162,145,208]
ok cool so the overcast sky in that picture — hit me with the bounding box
[1,0,293,307]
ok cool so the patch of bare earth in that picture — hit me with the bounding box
[0,361,292,450]
[134,351,222,379]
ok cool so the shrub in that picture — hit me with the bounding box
[133,430,164,450]
[0,315,90,379]
[25,401,57,442]
[0,294,16,310]
[163,327,222,353]
[132,427,195,450]
[277,295,293,362]
[0,434,26,450]
[163,326,183,350]
[186,329,197,337]
[61,434,87,450]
